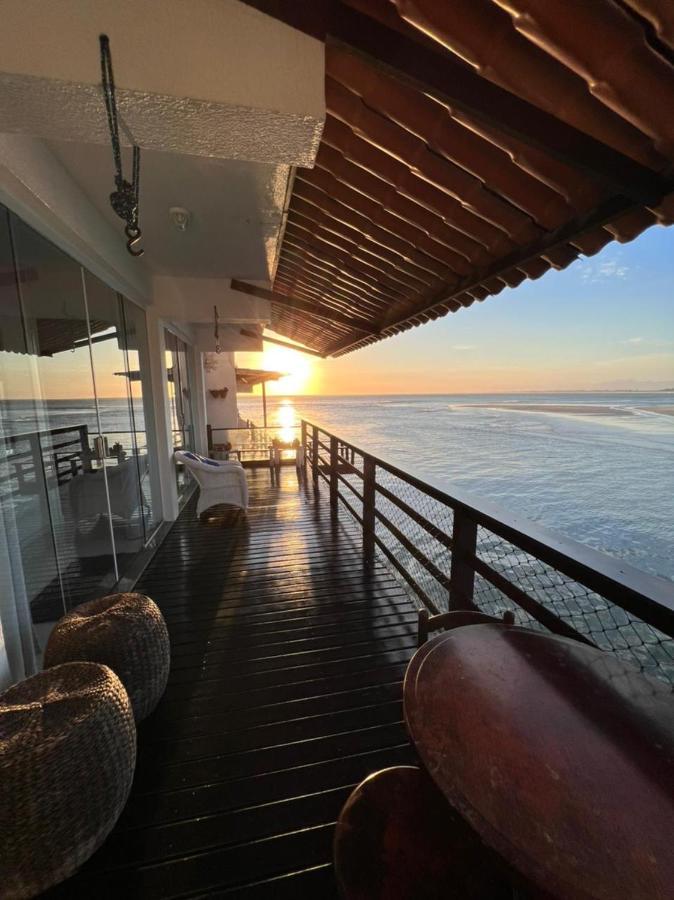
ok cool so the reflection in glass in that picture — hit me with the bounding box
[82,272,157,575]
[0,204,162,682]
[3,212,117,654]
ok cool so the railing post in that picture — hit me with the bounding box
[207,423,213,453]
[363,455,376,564]
[312,425,319,483]
[330,435,338,511]
[449,509,478,610]
[301,420,307,472]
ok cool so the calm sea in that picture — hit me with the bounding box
[239,392,674,584]
[3,392,673,583]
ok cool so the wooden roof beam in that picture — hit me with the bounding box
[239,328,328,358]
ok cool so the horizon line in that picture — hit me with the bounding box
[3,387,674,402]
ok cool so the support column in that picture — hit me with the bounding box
[145,308,179,522]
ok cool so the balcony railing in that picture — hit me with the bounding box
[1,424,151,497]
[301,419,674,685]
[208,424,301,464]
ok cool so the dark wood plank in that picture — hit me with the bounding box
[46,466,418,898]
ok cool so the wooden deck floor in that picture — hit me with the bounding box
[49,466,418,898]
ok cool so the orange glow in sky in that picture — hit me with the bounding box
[254,344,314,395]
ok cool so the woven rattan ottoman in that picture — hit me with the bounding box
[0,662,136,899]
[44,592,170,722]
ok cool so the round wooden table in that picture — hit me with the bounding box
[404,624,674,900]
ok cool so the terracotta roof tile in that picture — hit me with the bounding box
[237,0,674,355]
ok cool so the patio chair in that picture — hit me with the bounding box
[417,609,515,647]
[174,450,248,516]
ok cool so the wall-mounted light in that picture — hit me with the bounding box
[169,207,191,232]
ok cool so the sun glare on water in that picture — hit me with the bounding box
[276,399,297,442]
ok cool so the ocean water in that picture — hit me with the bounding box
[0,398,148,442]
[4,393,673,584]
[238,392,674,585]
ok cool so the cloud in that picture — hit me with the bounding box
[451,344,476,351]
[578,257,629,283]
[619,337,673,348]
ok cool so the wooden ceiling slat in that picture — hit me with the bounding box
[275,257,387,313]
[326,76,544,243]
[278,246,394,308]
[288,210,439,289]
[318,121,513,255]
[289,200,447,285]
[274,268,382,317]
[279,249,398,313]
[327,45,576,229]
[295,168,472,275]
[282,228,417,298]
[231,280,376,335]
[326,193,642,356]
[331,1,668,199]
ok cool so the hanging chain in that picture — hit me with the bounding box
[99,34,143,257]
[214,306,221,354]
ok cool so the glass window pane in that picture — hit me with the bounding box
[8,214,117,623]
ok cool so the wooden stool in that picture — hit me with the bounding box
[334,765,512,899]
[45,592,170,722]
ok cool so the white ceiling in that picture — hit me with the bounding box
[47,138,291,279]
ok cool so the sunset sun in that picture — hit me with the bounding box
[261,344,313,395]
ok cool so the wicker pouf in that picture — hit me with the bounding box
[44,592,170,722]
[0,662,136,899]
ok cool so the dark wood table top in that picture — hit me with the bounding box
[404,624,674,900]
[334,765,512,900]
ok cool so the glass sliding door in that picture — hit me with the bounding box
[164,329,195,502]
[82,271,150,574]
[0,203,163,680]
[5,212,117,644]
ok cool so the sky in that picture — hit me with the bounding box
[240,223,674,395]
[2,223,671,401]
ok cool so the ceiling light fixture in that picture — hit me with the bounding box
[170,207,191,232]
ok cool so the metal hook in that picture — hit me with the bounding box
[125,224,144,257]
[126,233,144,257]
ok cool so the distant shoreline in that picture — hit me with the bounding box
[464,403,674,418]
[3,389,674,403]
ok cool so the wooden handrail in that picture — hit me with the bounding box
[301,418,674,646]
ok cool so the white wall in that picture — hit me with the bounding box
[0,134,151,305]
[204,352,240,445]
